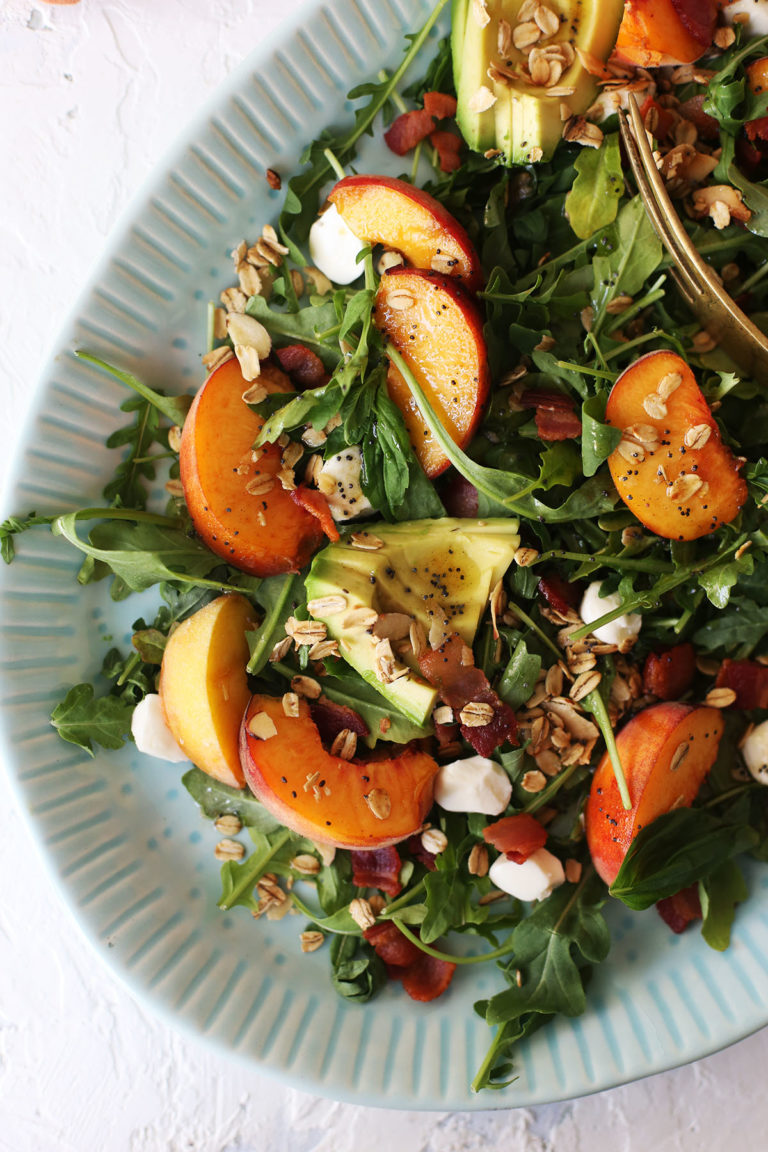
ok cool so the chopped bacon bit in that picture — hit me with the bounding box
[310,699,369,747]
[678,95,719,141]
[405,832,438,871]
[538,572,581,617]
[418,633,517,756]
[430,130,463,173]
[351,845,403,897]
[290,486,340,542]
[384,108,436,155]
[520,390,582,441]
[400,949,457,1002]
[715,659,768,710]
[423,91,458,120]
[656,885,702,934]
[365,921,456,1001]
[274,344,328,390]
[639,97,675,141]
[364,920,421,967]
[440,473,479,518]
[746,116,768,144]
[434,719,460,751]
[483,813,548,864]
[643,643,696,701]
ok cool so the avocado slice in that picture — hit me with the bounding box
[305,517,520,726]
[452,0,625,165]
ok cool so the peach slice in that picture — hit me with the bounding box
[585,702,724,886]
[240,694,439,848]
[180,356,325,576]
[159,594,257,788]
[328,175,482,292]
[373,268,490,478]
[614,0,717,68]
[605,350,747,541]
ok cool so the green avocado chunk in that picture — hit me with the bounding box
[452,0,625,165]
[304,517,520,727]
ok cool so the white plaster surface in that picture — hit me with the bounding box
[2,2,768,1149]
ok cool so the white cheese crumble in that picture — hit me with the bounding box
[434,754,512,815]
[579,580,642,648]
[308,203,366,285]
[317,445,373,521]
[741,719,768,785]
[131,694,190,763]
[488,848,565,902]
[724,1,768,35]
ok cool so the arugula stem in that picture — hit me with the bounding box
[535,549,673,575]
[740,260,768,295]
[704,782,757,808]
[603,277,666,336]
[381,878,426,917]
[603,330,665,362]
[386,344,538,511]
[75,352,191,425]
[471,1021,516,1094]
[378,70,408,114]
[555,360,615,382]
[517,230,610,290]
[585,688,631,810]
[504,600,561,660]
[411,140,423,184]
[323,147,347,182]
[391,917,516,966]
[206,301,216,354]
[247,574,297,675]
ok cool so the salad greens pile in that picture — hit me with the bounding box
[7,2,768,1094]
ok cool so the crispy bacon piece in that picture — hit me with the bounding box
[351,845,403,897]
[423,91,458,120]
[482,813,548,864]
[678,95,719,141]
[418,633,517,756]
[643,643,696,701]
[430,130,462,173]
[290,486,340,542]
[746,116,768,145]
[400,950,457,1002]
[538,572,580,618]
[656,885,702,934]
[384,108,436,155]
[440,473,479,518]
[310,699,369,747]
[274,344,328,390]
[364,922,457,1001]
[639,96,675,141]
[715,659,768,710]
[674,0,717,48]
[364,920,421,967]
[520,389,582,441]
[405,832,438,872]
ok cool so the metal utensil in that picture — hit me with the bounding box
[618,92,768,378]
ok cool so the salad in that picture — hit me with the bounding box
[8,0,768,1095]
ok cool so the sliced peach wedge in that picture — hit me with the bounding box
[585,702,724,886]
[605,350,747,541]
[180,356,324,576]
[159,594,257,788]
[328,174,482,293]
[614,0,717,68]
[373,268,490,478]
[240,694,439,849]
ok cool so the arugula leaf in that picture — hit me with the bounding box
[52,511,245,595]
[581,392,622,478]
[246,293,341,369]
[331,934,387,1002]
[698,551,754,609]
[181,767,283,832]
[246,573,299,675]
[482,871,610,1026]
[0,512,56,564]
[699,859,748,952]
[50,684,134,755]
[609,808,759,910]
[565,133,623,240]
[319,663,432,746]
[498,638,542,711]
[693,595,768,653]
[218,827,303,911]
[103,395,167,510]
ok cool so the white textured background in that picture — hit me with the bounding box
[2,1,768,1149]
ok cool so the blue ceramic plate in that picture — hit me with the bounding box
[2,0,768,1110]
